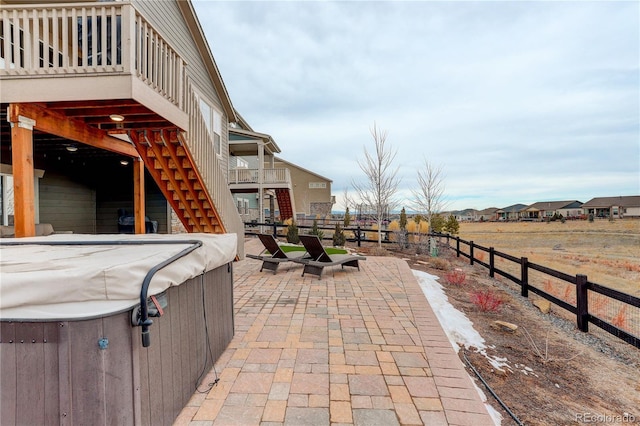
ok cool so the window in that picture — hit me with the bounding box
[0,170,42,225]
[309,182,326,189]
[198,98,223,156]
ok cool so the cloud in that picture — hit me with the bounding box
[194,0,639,211]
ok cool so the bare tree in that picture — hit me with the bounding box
[411,158,448,230]
[352,123,401,247]
[342,187,354,212]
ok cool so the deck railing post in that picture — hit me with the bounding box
[576,274,589,332]
[456,237,460,257]
[469,241,474,265]
[489,247,495,278]
[272,222,277,239]
[521,257,529,297]
[357,225,361,247]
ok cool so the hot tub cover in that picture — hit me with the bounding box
[0,233,237,320]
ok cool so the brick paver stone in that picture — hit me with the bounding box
[176,239,494,426]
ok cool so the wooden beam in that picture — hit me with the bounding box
[133,158,146,234]
[8,103,138,157]
[9,114,36,237]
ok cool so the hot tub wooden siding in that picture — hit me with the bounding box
[0,264,234,426]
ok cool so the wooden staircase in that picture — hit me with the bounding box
[129,128,225,233]
[275,188,294,221]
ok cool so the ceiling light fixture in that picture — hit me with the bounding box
[66,145,78,152]
[110,114,125,122]
[120,159,129,166]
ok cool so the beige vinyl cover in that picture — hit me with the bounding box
[0,233,237,320]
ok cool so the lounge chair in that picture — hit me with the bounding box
[294,235,366,279]
[246,234,309,273]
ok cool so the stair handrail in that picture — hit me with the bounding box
[183,80,244,257]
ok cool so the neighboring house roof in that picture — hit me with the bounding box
[229,127,281,154]
[525,200,583,211]
[274,157,333,182]
[177,1,237,123]
[477,208,498,216]
[496,204,528,213]
[581,196,640,208]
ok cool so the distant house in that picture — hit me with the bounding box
[523,201,583,220]
[273,157,334,220]
[227,115,295,224]
[581,196,640,219]
[496,204,528,221]
[477,207,499,222]
[452,209,479,221]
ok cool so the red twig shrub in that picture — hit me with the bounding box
[470,290,503,312]
[445,269,466,285]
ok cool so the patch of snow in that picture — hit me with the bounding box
[413,269,510,425]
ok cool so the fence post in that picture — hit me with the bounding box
[469,241,474,265]
[357,225,361,247]
[576,274,589,332]
[272,222,278,238]
[521,257,528,297]
[456,237,460,257]
[489,247,495,278]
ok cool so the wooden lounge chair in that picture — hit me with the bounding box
[246,234,308,273]
[294,235,366,279]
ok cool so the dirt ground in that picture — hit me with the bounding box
[353,233,640,426]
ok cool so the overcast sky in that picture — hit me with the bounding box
[193,0,639,212]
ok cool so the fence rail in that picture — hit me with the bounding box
[439,233,639,349]
[243,222,639,349]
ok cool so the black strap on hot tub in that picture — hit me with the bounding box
[0,239,204,347]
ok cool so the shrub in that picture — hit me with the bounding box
[392,230,408,250]
[445,269,466,285]
[309,219,324,239]
[399,208,408,230]
[470,290,503,312]
[332,223,346,247]
[430,258,451,270]
[344,207,351,227]
[430,214,445,233]
[443,215,460,235]
[286,221,300,244]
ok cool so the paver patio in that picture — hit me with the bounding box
[174,238,495,425]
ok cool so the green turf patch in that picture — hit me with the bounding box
[279,245,347,255]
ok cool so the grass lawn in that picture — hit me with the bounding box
[279,244,347,255]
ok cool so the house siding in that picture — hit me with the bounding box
[273,160,333,218]
[39,172,97,234]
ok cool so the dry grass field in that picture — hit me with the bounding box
[457,219,640,297]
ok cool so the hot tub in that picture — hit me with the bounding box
[0,233,237,425]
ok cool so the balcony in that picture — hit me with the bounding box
[228,168,292,192]
[0,2,187,129]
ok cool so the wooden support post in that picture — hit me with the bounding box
[576,274,589,332]
[133,157,146,234]
[469,241,474,265]
[489,247,495,278]
[456,237,460,257]
[9,111,36,237]
[521,257,529,297]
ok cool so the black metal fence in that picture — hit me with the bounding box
[435,233,640,349]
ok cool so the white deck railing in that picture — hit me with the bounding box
[0,3,185,108]
[228,168,291,186]
[185,81,244,253]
